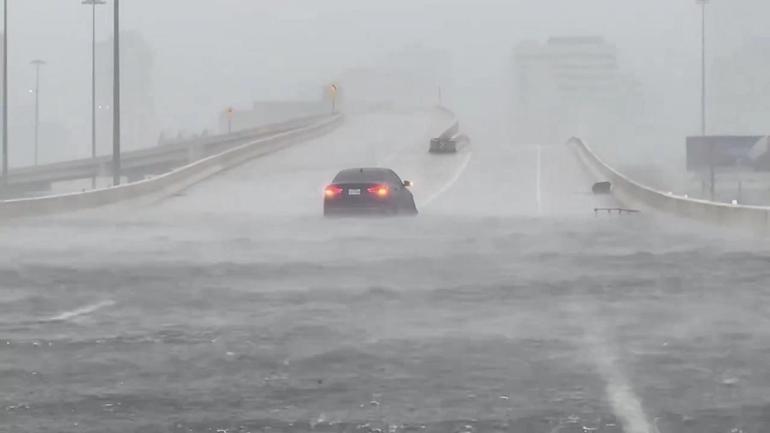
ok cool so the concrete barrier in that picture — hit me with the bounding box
[427,107,473,156]
[0,115,343,220]
[569,136,770,233]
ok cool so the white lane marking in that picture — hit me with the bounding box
[420,151,473,208]
[536,145,543,215]
[43,300,115,322]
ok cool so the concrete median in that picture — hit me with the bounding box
[570,136,770,233]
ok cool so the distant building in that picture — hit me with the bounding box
[95,31,160,154]
[335,46,452,113]
[512,36,642,148]
[711,37,770,135]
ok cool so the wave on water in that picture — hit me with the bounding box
[42,300,116,323]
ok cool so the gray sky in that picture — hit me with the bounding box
[6,0,770,161]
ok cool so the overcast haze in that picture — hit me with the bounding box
[4,0,770,164]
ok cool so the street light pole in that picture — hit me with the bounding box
[697,0,713,200]
[83,0,105,188]
[30,59,45,166]
[2,0,8,184]
[112,0,120,186]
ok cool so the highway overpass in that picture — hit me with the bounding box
[0,115,333,198]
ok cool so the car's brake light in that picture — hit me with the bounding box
[367,184,390,198]
[324,185,343,198]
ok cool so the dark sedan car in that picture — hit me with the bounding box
[324,168,418,216]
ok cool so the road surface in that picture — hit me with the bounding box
[2,110,770,433]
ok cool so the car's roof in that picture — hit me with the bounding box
[336,167,391,175]
[333,167,398,182]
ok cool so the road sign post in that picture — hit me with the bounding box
[329,84,338,114]
[226,107,234,133]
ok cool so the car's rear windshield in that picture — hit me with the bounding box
[333,169,393,183]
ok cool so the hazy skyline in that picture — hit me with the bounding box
[2,0,769,165]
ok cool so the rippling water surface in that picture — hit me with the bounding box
[3,212,770,433]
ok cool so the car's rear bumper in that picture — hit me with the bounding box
[324,201,396,216]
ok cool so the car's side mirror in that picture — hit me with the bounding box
[403,180,413,187]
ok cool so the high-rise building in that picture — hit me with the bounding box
[512,36,641,149]
[95,31,159,154]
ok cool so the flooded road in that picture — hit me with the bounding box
[2,111,770,433]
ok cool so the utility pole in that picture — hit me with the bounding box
[112,0,120,186]
[2,0,8,184]
[697,0,714,200]
[30,59,45,165]
[83,0,105,188]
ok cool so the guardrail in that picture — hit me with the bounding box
[0,115,343,220]
[569,136,770,233]
[3,114,330,194]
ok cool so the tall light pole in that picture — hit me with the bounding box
[83,0,105,188]
[2,0,8,184]
[30,59,45,166]
[697,0,713,200]
[112,0,120,186]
